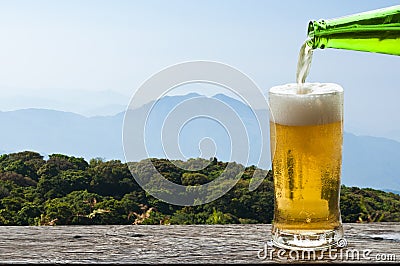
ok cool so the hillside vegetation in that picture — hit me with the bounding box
[0,151,399,225]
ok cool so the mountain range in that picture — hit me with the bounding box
[0,93,399,192]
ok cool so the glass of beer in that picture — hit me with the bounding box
[269,83,344,250]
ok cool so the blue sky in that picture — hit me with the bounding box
[0,0,400,139]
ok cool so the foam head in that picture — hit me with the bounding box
[269,83,343,126]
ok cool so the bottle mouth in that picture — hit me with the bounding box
[307,20,325,49]
[306,21,316,48]
[307,21,315,38]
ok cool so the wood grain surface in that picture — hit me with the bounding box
[0,223,399,264]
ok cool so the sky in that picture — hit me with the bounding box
[0,0,400,139]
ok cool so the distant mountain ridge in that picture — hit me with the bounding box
[0,93,399,192]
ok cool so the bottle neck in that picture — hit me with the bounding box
[307,20,327,50]
[306,5,400,55]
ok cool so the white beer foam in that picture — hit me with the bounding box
[269,83,343,126]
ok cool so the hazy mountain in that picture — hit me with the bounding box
[0,89,129,117]
[0,108,125,160]
[0,94,399,192]
[383,189,400,195]
[342,133,400,192]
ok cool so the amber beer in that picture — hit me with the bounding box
[269,83,344,250]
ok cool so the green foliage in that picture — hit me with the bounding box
[0,151,399,225]
[43,198,74,225]
[340,186,400,222]
[89,160,138,198]
[206,208,239,224]
[17,202,41,225]
[0,172,37,187]
[90,197,126,224]
[0,152,42,180]
[181,173,209,186]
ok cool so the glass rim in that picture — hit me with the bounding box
[269,82,343,96]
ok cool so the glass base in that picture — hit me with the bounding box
[271,225,344,251]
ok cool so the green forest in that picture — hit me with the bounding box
[0,151,399,226]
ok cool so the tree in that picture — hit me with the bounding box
[43,199,74,225]
[89,160,138,198]
[16,202,42,225]
[181,173,209,186]
[0,151,399,225]
[90,197,126,224]
[0,151,44,181]
[36,170,90,199]
[0,172,37,187]
[37,154,88,178]
[206,209,238,224]
[42,190,102,225]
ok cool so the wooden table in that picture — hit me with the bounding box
[0,223,399,264]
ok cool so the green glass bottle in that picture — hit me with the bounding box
[307,5,400,55]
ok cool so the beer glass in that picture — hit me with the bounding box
[269,83,344,250]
